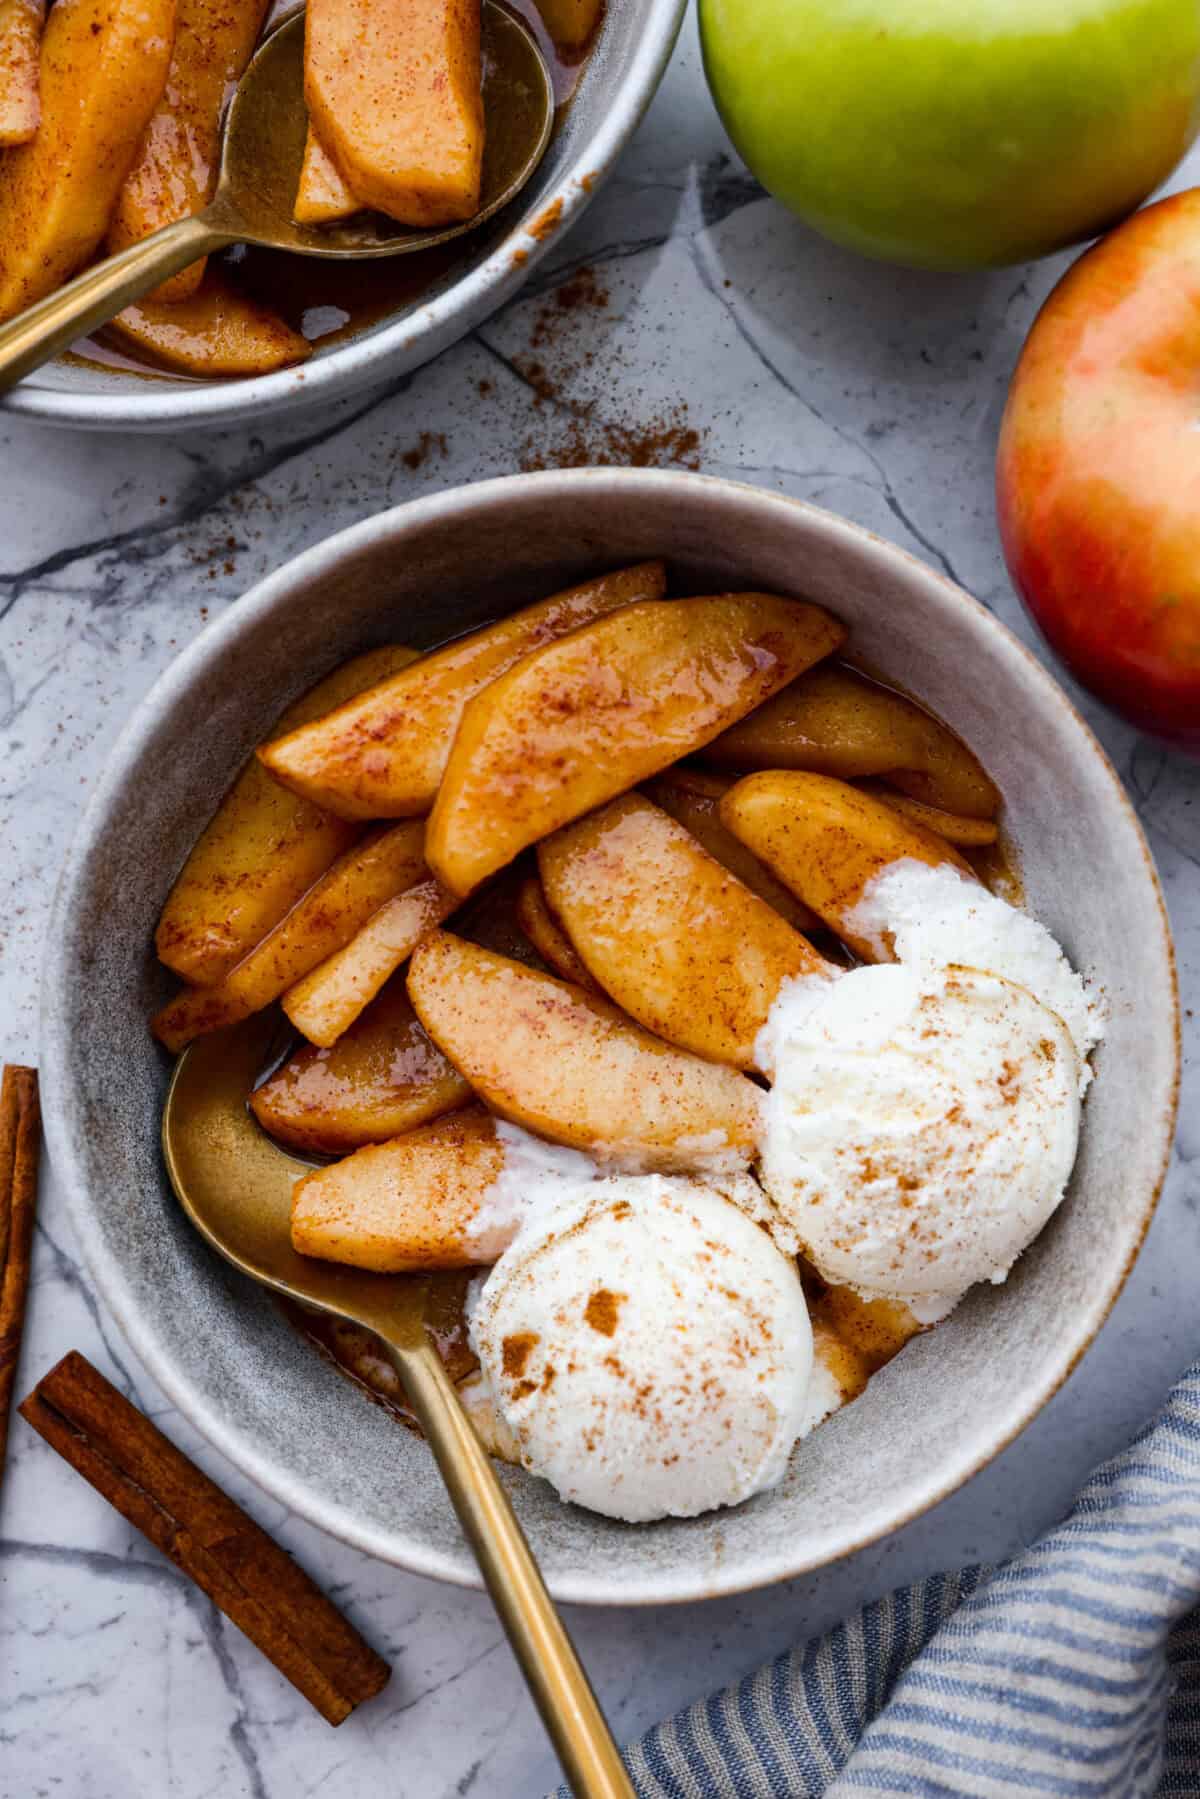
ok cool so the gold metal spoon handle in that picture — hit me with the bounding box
[0,213,238,393]
[385,1338,635,1799]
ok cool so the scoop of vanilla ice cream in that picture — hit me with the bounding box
[846,859,1104,1085]
[759,963,1082,1311]
[469,1173,813,1522]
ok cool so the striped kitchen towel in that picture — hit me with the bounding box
[556,1362,1200,1797]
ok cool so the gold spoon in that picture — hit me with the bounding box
[0,4,553,392]
[162,1011,633,1799]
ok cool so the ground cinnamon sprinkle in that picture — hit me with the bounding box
[529,263,609,349]
[511,265,707,473]
[520,405,702,471]
[399,430,448,470]
[528,196,564,241]
[584,1287,623,1336]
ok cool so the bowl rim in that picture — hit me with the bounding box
[1,0,687,432]
[40,467,1182,1605]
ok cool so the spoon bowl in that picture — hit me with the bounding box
[161,1010,466,1340]
[0,2,553,390]
[221,8,554,258]
[161,1008,633,1799]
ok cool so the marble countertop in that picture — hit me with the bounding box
[2,14,1197,1796]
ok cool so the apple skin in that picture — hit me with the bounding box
[699,0,1200,270]
[997,190,1200,751]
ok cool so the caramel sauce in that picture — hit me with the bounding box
[67,0,599,381]
[281,1272,479,1435]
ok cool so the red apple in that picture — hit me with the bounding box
[997,189,1200,750]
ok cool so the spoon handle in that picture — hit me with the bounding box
[0,214,237,393]
[384,1336,635,1799]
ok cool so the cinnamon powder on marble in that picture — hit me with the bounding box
[513,265,706,472]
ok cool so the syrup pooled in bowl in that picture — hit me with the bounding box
[68,0,600,381]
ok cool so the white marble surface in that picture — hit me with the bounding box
[1,14,1198,1796]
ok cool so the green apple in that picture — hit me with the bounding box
[699,0,1200,269]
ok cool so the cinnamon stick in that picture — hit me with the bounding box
[0,1064,40,1482]
[19,1351,390,1724]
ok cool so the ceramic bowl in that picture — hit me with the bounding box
[42,469,1180,1604]
[2,0,685,433]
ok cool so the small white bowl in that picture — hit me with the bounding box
[41,469,1180,1604]
[2,0,686,433]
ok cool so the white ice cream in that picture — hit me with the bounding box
[845,859,1104,1086]
[758,858,1102,1313]
[759,963,1082,1310]
[469,1173,814,1522]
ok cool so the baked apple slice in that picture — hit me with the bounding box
[538,794,835,1070]
[809,1281,925,1376]
[259,562,667,820]
[0,0,174,321]
[294,127,359,225]
[514,875,600,992]
[305,0,482,225]
[860,783,999,847]
[407,932,764,1171]
[720,772,972,960]
[106,0,269,302]
[251,979,470,1155]
[644,769,821,932]
[427,593,846,897]
[292,1107,507,1269]
[705,662,1000,819]
[0,0,43,146]
[152,821,429,1051]
[156,645,418,987]
[282,874,459,1046]
[109,276,311,377]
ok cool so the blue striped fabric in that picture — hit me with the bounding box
[554,1366,1200,1797]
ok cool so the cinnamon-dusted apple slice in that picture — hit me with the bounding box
[720,772,972,961]
[809,1281,926,1376]
[0,0,174,321]
[408,932,764,1171]
[106,0,270,302]
[259,562,668,820]
[282,875,459,1047]
[152,821,429,1052]
[705,662,1000,819]
[294,127,360,225]
[157,646,418,987]
[305,0,483,225]
[0,0,43,146]
[427,593,846,897]
[251,979,470,1155]
[644,769,822,933]
[292,1107,508,1270]
[539,794,835,1071]
[109,276,311,377]
[514,875,600,992]
[859,783,999,848]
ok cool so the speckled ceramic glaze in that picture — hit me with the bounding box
[1,0,685,433]
[41,470,1179,1605]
